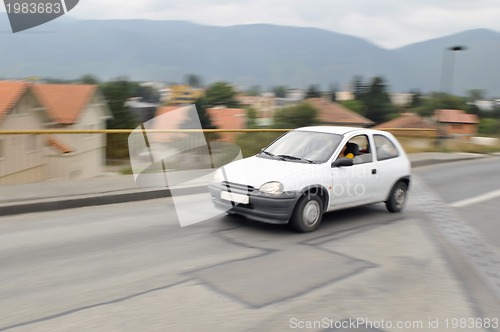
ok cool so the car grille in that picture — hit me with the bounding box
[221,181,256,193]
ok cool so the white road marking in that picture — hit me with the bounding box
[449,189,500,208]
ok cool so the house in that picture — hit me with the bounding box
[305,98,374,127]
[286,89,306,102]
[276,88,306,107]
[32,84,112,180]
[434,109,479,138]
[375,112,438,130]
[125,97,158,123]
[335,91,354,101]
[207,106,247,142]
[237,93,276,127]
[389,93,414,107]
[168,84,205,105]
[0,81,46,184]
[149,105,191,143]
[128,105,195,170]
[374,113,440,149]
[0,81,112,184]
[469,100,496,112]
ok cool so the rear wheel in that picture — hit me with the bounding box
[385,181,408,213]
[290,194,323,233]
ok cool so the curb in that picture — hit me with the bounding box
[0,185,208,217]
[0,156,491,216]
[410,157,481,168]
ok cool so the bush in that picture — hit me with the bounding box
[235,131,285,157]
[273,103,317,129]
[478,118,500,136]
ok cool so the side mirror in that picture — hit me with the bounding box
[332,158,354,168]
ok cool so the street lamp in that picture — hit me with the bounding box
[440,45,467,95]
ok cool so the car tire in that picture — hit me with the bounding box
[290,194,323,233]
[385,181,408,213]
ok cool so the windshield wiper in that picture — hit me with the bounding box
[260,150,285,160]
[277,155,314,163]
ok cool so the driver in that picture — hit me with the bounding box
[339,142,358,159]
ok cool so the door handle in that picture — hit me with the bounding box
[372,169,377,175]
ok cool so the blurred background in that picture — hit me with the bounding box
[1,1,500,331]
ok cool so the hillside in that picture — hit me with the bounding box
[1,14,499,96]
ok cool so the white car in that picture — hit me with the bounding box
[209,126,411,232]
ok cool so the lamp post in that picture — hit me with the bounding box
[440,45,467,95]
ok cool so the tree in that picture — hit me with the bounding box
[305,84,321,99]
[363,76,393,124]
[245,85,261,96]
[478,118,500,135]
[80,74,100,85]
[409,89,422,108]
[273,102,318,129]
[329,83,339,102]
[135,85,161,104]
[99,79,142,160]
[410,93,468,117]
[494,105,500,119]
[272,86,287,98]
[465,89,485,117]
[352,75,367,101]
[339,100,365,115]
[185,74,203,88]
[192,98,216,129]
[467,89,485,102]
[100,79,139,129]
[246,107,258,129]
[202,82,240,108]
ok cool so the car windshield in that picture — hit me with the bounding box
[260,131,343,163]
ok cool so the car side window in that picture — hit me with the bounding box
[374,134,399,161]
[348,135,373,165]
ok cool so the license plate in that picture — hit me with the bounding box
[220,191,249,204]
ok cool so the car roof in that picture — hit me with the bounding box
[295,125,388,136]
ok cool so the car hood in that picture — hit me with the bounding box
[218,155,320,189]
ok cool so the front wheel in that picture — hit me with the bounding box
[385,181,408,213]
[290,194,323,233]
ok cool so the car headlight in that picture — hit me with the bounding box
[213,169,224,183]
[259,181,283,195]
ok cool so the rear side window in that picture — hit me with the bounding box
[374,135,399,161]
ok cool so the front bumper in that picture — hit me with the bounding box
[208,182,301,224]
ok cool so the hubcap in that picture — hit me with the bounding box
[394,187,406,208]
[303,200,320,226]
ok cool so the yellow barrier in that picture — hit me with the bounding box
[0,129,291,135]
[0,128,438,160]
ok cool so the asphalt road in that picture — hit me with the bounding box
[415,157,500,252]
[1,159,500,332]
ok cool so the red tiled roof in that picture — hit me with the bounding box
[305,98,374,126]
[150,105,192,142]
[32,84,97,125]
[153,106,191,130]
[46,135,73,154]
[0,81,31,123]
[375,113,437,129]
[155,106,179,117]
[434,109,479,124]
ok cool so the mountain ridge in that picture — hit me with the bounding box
[1,15,499,96]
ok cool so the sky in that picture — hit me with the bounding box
[2,0,500,48]
[57,0,500,48]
